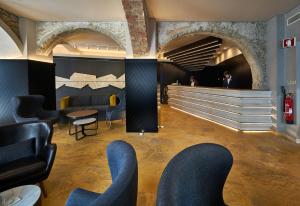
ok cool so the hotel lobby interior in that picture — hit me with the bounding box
[0,0,300,205]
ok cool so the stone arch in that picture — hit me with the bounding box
[158,22,267,89]
[0,18,23,57]
[36,22,127,56]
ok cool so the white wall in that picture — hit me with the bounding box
[266,4,300,142]
[19,17,53,62]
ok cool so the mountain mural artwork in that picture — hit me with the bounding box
[55,72,125,89]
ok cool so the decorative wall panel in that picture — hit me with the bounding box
[54,56,125,108]
[125,59,158,133]
[56,73,125,89]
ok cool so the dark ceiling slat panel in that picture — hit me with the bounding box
[164,36,222,57]
[178,59,211,65]
[178,63,208,68]
[183,66,205,70]
[168,46,220,59]
[170,50,216,61]
[173,55,214,63]
[165,42,221,59]
[185,69,204,71]
[184,68,205,71]
[179,60,209,65]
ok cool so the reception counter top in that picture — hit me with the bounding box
[168,85,272,131]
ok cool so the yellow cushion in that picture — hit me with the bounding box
[60,96,70,109]
[110,94,116,106]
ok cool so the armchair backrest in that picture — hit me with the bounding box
[156,143,233,206]
[0,121,53,166]
[11,95,45,121]
[91,140,138,206]
[116,92,126,110]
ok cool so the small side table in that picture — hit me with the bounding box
[67,110,99,139]
[0,185,41,206]
[73,118,98,140]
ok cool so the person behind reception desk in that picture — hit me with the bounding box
[222,71,233,88]
[190,76,198,87]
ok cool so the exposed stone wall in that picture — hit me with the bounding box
[0,7,20,38]
[36,21,127,55]
[122,0,149,56]
[158,22,267,89]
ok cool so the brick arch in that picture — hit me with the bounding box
[36,22,127,56]
[158,22,267,89]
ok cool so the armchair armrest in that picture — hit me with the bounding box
[40,144,57,174]
[15,116,39,123]
[66,188,100,206]
[106,106,116,113]
[39,110,60,118]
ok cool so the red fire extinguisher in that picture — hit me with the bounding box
[284,93,294,124]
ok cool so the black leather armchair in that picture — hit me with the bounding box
[0,121,57,193]
[11,95,60,124]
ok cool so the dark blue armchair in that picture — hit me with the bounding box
[156,143,233,206]
[66,140,138,206]
[106,92,126,128]
[11,95,60,124]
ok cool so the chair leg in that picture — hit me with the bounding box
[39,182,47,198]
[106,116,112,128]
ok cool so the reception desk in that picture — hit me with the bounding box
[168,85,273,131]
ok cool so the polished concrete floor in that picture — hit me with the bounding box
[42,105,300,206]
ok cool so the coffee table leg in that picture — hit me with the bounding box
[69,119,76,135]
[75,125,79,140]
[96,114,98,130]
[68,119,72,135]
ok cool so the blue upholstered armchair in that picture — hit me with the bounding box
[156,143,233,206]
[66,140,138,206]
[11,95,60,124]
[106,92,126,128]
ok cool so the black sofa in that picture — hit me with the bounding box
[60,94,111,121]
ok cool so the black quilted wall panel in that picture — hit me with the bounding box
[125,59,158,133]
[0,60,56,125]
[0,60,29,125]
[28,61,56,110]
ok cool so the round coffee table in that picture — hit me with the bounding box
[0,185,41,206]
[67,110,98,140]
